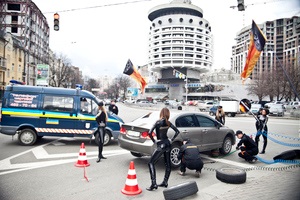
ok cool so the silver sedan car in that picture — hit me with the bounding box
[118,111,236,168]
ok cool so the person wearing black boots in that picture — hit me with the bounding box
[255,108,269,154]
[236,130,258,163]
[95,102,108,163]
[146,107,180,191]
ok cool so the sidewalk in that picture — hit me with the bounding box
[199,166,300,200]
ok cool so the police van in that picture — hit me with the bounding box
[0,80,124,146]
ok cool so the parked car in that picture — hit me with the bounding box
[248,103,262,115]
[268,104,285,116]
[164,100,182,109]
[198,101,215,112]
[284,101,300,110]
[118,111,236,168]
[209,105,218,116]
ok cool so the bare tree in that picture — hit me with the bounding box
[246,73,269,101]
[49,53,73,88]
[84,78,100,92]
[116,75,132,100]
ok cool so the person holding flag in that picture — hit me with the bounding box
[241,20,267,83]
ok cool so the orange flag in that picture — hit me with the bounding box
[123,59,147,94]
[241,20,267,83]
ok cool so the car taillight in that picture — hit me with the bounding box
[141,131,156,139]
[120,126,127,134]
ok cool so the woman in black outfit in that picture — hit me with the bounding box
[255,108,269,154]
[146,107,180,191]
[95,102,108,163]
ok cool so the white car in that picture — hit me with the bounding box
[198,101,215,112]
[268,104,285,116]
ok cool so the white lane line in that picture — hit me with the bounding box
[0,150,129,176]
[201,154,256,169]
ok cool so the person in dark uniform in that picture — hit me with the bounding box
[255,108,269,154]
[95,102,108,163]
[177,138,203,177]
[236,130,258,163]
[108,100,119,115]
[146,107,180,191]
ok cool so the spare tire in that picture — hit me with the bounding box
[216,168,246,184]
[163,181,198,200]
[273,149,300,160]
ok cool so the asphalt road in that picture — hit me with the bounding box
[0,103,299,200]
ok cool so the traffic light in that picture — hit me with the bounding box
[237,0,245,11]
[54,13,60,31]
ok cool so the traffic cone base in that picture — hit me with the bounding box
[121,161,142,195]
[75,143,90,167]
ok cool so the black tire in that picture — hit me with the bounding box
[216,168,246,184]
[219,136,232,155]
[130,152,143,157]
[273,150,300,160]
[163,181,198,200]
[178,106,182,110]
[227,113,232,117]
[209,111,214,116]
[18,129,37,146]
[94,129,112,146]
[170,143,181,168]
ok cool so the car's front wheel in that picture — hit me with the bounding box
[170,143,181,168]
[131,152,143,157]
[94,129,112,146]
[219,136,232,155]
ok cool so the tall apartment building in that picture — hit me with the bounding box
[0,0,50,85]
[147,0,213,100]
[231,16,300,80]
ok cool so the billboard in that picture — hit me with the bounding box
[127,88,139,97]
[36,64,49,86]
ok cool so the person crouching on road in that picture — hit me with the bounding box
[235,130,258,163]
[177,138,203,177]
[95,102,108,163]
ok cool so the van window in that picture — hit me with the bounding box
[8,93,39,108]
[43,96,73,112]
[80,97,98,115]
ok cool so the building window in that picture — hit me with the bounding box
[11,27,18,33]
[180,18,183,22]
[7,3,20,11]
[189,19,193,23]
[158,20,162,24]
[12,15,18,23]
[199,21,203,25]
[168,18,172,23]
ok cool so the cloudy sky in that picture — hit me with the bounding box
[32,0,300,78]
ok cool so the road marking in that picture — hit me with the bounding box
[0,138,129,176]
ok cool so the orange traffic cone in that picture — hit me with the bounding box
[121,161,142,195]
[75,143,90,167]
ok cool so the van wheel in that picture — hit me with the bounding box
[18,129,37,146]
[103,130,112,146]
[170,143,181,168]
[219,136,232,155]
[94,130,112,146]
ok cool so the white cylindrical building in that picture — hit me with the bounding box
[147,0,213,100]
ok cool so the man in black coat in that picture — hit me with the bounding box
[177,138,203,177]
[236,130,259,163]
[108,100,119,115]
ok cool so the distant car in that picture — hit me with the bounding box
[248,104,262,115]
[209,105,218,116]
[137,100,152,107]
[165,100,181,109]
[268,104,285,116]
[118,111,236,168]
[198,101,215,112]
[284,101,300,110]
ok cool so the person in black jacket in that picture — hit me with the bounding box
[146,107,180,191]
[95,102,108,163]
[177,138,203,177]
[255,108,269,154]
[108,100,119,115]
[236,130,258,163]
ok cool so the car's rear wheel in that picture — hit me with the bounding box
[170,143,181,168]
[131,152,143,157]
[219,136,232,155]
[18,129,37,146]
[209,112,214,116]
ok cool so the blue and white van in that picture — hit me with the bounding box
[0,80,124,146]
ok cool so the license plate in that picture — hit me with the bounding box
[127,130,140,137]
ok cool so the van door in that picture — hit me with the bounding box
[76,97,98,134]
[38,95,77,136]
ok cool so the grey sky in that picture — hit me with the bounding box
[32,0,300,78]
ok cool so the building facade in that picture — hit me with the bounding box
[147,0,213,100]
[231,16,300,80]
[0,0,50,85]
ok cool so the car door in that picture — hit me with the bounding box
[194,114,221,151]
[174,114,201,144]
[77,97,99,132]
